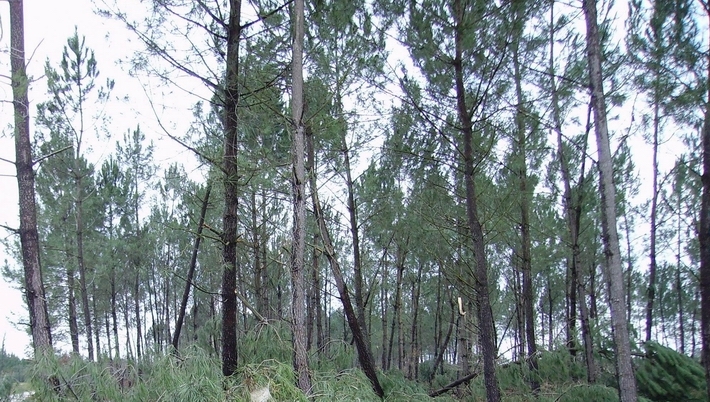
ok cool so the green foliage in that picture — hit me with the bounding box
[0,345,29,401]
[555,384,619,402]
[636,342,706,401]
[239,321,293,365]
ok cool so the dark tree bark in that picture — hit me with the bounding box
[428,297,456,383]
[343,144,369,346]
[67,247,80,354]
[75,175,94,360]
[452,0,500,399]
[134,269,142,359]
[699,3,710,399]
[220,0,242,377]
[172,183,211,351]
[583,0,637,399]
[9,0,53,355]
[387,244,406,372]
[407,267,422,380]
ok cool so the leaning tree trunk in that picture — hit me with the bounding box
[583,0,637,400]
[9,0,53,355]
[307,129,384,397]
[172,183,211,351]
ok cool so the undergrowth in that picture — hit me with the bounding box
[21,325,708,401]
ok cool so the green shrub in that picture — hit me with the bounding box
[636,342,706,402]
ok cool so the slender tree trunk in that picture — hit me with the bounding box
[67,254,80,354]
[10,0,53,355]
[624,211,634,325]
[290,0,311,392]
[220,0,242,377]
[579,280,597,383]
[408,267,422,380]
[93,283,102,360]
[699,5,710,399]
[453,0,500,399]
[252,191,264,316]
[645,83,661,343]
[380,248,390,369]
[676,194,686,354]
[104,311,111,360]
[583,1,637,399]
[134,269,142,359]
[429,297,456,383]
[172,183,211,351]
[75,177,94,360]
[123,293,133,360]
[389,247,405,371]
[510,10,538,390]
[344,144,369,347]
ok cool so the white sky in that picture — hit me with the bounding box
[0,0,203,358]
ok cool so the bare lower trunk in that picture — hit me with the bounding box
[290,0,311,391]
[76,180,94,361]
[453,0,500,399]
[10,0,53,355]
[583,1,637,399]
[220,0,242,377]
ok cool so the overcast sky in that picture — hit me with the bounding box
[0,0,204,358]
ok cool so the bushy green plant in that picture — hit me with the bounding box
[555,383,619,402]
[239,321,293,365]
[636,341,706,402]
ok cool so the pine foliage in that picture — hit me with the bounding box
[636,342,706,401]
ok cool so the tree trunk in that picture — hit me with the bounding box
[134,269,142,359]
[290,0,311,392]
[676,193,685,354]
[308,153,384,397]
[452,0,500,399]
[67,253,80,354]
[699,5,710,399]
[645,79,661,343]
[343,144,369,347]
[583,0,637,399]
[579,279,597,383]
[75,175,94,361]
[252,191,264,317]
[172,183,211,351]
[408,266,422,380]
[429,296,456,383]
[220,0,242,378]
[10,0,53,356]
[92,282,101,360]
[388,246,406,372]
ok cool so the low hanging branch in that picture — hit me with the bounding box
[429,370,481,398]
